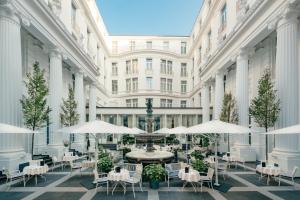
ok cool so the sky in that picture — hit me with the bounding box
[96,0,203,36]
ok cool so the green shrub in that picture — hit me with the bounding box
[191,150,204,160]
[191,159,209,173]
[143,164,166,182]
[97,156,113,173]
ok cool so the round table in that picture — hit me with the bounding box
[81,160,96,168]
[256,164,282,185]
[178,169,200,192]
[108,169,130,194]
[63,155,79,162]
[23,165,49,186]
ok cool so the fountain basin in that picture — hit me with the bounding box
[126,150,174,164]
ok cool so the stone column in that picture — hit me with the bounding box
[214,71,224,120]
[0,1,26,170]
[270,9,300,175]
[236,50,249,145]
[163,114,167,128]
[49,49,63,145]
[132,114,136,128]
[89,83,97,121]
[202,85,210,122]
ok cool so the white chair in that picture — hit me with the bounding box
[51,156,60,171]
[218,162,228,180]
[3,169,24,190]
[93,169,109,195]
[287,166,298,185]
[124,171,143,198]
[199,168,214,192]
[70,161,82,175]
[165,163,181,188]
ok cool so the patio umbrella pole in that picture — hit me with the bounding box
[214,134,220,186]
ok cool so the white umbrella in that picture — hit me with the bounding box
[263,124,300,135]
[0,123,39,134]
[186,120,252,186]
[131,127,146,134]
[168,126,188,134]
[154,127,170,134]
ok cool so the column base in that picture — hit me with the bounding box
[0,151,30,171]
[269,149,300,177]
[231,144,256,162]
[40,145,67,161]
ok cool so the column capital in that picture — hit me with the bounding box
[0,0,16,15]
[49,48,62,59]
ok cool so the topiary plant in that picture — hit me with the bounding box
[97,156,113,173]
[143,164,166,189]
[191,159,209,173]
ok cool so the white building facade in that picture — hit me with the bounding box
[1,0,300,176]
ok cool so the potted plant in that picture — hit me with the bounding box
[143,164,166,189]
[191,159,209,174]
[63,139,69,148]
[97,154,113,173]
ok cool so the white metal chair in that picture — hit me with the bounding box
[70,161,82,175]
[3,169,24,190]
[165,163,181,188]
[287,166,298,185]
[218,162,228,180]
[93,169,109,195]
[51,156,60,171]
[199,168,214,192]
[124,171,143,198]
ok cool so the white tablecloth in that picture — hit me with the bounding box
[81,160,96,168]
[108,169,130,182]
[222,155,237,162]
[63,155,79,162]
[178,169,200,182]
[23,165,49,175]
[256,165,282,176]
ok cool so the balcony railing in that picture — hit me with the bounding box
[110,44,182,55]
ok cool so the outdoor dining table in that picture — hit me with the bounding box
[222,155,237,168]
[23,165,49,186]
[256,164,282,185]
[108,168,130,195]
[81,160,96,168]
[178,168,200,192]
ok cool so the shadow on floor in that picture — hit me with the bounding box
[34,192,85,200]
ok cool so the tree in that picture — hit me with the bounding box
[249,69,280,160]
[60,85,79,149]
[219,92,238,151]
[20,62,51,159]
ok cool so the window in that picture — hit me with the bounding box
[221,4,227,27]
[160,59,166,74]
[167,99,173,108]
[181,41,187,54]
[163,41,169,50]
[112,80,118,94]
[209,86,212,104]
[181,80,187,94]
[130,41,135,51]
[146,77,153,89]
[192,77,194,88]
[181,63,187,77]
[167,79,172,93]
[146,41,152,49]
[132,78,138,91]
[112,41,118,54]
[146,58,152,71]
[87,29,91,52]
[199,93,202,107]
[167,61,173,75]
[71,3,77,28]
[112,63,118,76]
[181,100,187,108]
[132,59,138,74]
[160,78,166,92]
[198,46,202,63]
[126,79,131,92]
[207,30,212,51]
[126,60,131,74]
[126,99,131,107]
[160,99,166,108]
[132,99,138,107]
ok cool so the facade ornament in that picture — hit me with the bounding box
[49,47,62,59]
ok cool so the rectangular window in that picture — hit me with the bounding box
[181,41,187,54]
[146,58,152,71]
[126,60,131,74]
[132,59,138,74]
[167,79,172,93]
[112,62,118,76]
[167,61,173,75]
[146,41,152,49]
[221,4,227,27]
[126,79,131,92]
[207,31,212,51]
[198,46,202,63]
[160,99,166,108]
[112,41,118,54]
[112,80,118,94]
[71,3,77,28]
[126,99,131,107]
[130,41,135,51]
[146,77,153,89]
[181,63,187,77]
[160,78,166,92]
[132,78,138,91]
[167,99,173,108]
[181,80,187,94]
[163,41,169,50]
[181,100,187,108]
[132,99,138,107]
[160,59,166,74]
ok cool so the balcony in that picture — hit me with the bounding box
[110,44,182,55]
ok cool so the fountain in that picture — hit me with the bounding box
[125,98,174,163]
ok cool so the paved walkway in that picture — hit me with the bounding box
[1,163,300,200]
